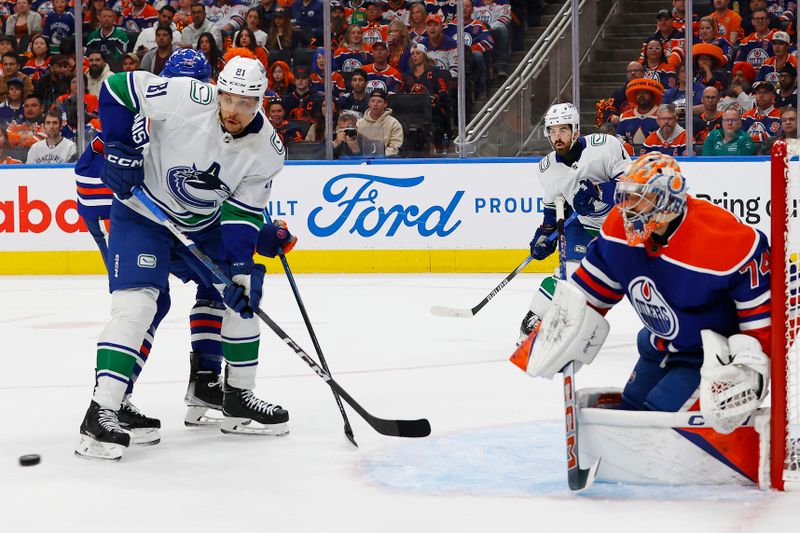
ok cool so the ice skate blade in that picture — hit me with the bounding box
[220,417,289,436]
[129,428,161,446]
[184,406,224,427]
[74,434,125,461]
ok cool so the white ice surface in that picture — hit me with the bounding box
[1,273,798,532]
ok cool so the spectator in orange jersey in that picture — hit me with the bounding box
[693,42,728,94]
[641,10,684,64]
[361,0,388,45]
[643,103,686,155]
[363,40,403,94]
[6,94,46,149]
[641,39,676,89]
[0,128,22,164]
[670,0,698,34]
[267,59,294,97]
[616,77,663,146]
[742,80,783,142]
[709,0,742,43]
[692,86,723,144]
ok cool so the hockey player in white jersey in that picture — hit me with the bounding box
[76,56,290,461]
[519,103,631,343]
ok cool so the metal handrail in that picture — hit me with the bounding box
[463,0,574,142]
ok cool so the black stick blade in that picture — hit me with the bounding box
[568,459,600,492]
[396,418,431,438]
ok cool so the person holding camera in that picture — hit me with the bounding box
[332,113,362,159]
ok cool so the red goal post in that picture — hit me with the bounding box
[770,139,800,491]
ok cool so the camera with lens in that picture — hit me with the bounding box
[343,127,357,138]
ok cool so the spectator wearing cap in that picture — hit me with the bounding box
[180,3,223,50]
[141,25,178,75]
[702,106,757,155]
[735,8,777,70]
[311,48,346,99]
[134,6,182,56]
[338,67,369,115]
[721,61,757,111]
[266,98,305,144]
[641,10,685,64]
[292,0,324,43]
[757,31,796,83]
[363,40,403,94]
[692,42,728,94]
[42,0,76,55]
[121,0,159,34]
[776,64,797,108]
[616,77,663,146]
[267,7,309,52]
[643,103,686,156]
[597,61,645,126]
[356,88,403,156]
[333,24,374,72]
[445,0,492,98]
[283,65,322,124]
[86,50,112,96]
[742,80,782,142]
[764,106,798,153]
[641,40,676,90]
[402,42,450,145]
[33,53,71,109]
[122,52,141,72]
[256,0,279,33]
[361,1,388,45]
[0,76,25,126]
[709,0,742,44]
[692,86,723,144]
[85,7,130,65]
[330,1,349,48]
[26,110,77,164]
[472,0,511,78]
[408,2,428,43]
[267,59,294,98]
[419,14,458,79]
[4,0,43,42]
[0,53,34,102]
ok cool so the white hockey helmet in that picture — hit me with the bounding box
[217,56,268,102]
[543,102,580,150]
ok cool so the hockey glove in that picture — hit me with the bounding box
[256,220,298,258]
[530,224,557,260]
[222,262,266,319]
[101,142,144,200]
[572,179,616,217]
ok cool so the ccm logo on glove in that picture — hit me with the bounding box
[106,154,144,167]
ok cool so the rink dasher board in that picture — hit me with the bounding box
[0,158,773,274]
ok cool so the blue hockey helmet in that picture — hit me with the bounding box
[161,49,211,82]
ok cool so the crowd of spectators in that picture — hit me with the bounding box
[0,0,531,163]
[597,0,799,156]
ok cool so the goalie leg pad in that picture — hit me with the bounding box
[511,282,609,379]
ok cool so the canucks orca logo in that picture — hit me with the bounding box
[166,162,230,209]
[628,276,679,339]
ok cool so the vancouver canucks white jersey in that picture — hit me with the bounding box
[104,71,285,233]
[536,133,630,230]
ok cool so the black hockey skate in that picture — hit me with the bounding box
[221,384,289,436]
[119,400,161,446]
[75,401,131,461]
[517,310,542,346]
[184,352,224,427]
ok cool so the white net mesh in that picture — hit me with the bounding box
[781,140,800,484]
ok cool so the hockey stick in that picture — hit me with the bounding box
[264,212,358,448]
[430,212,578,318]
[132,189,430,438]
[554,197,599,492]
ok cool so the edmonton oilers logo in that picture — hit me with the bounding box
[366,79,386,92]
[166,162,230,209]
[628,276,679,339]
[747,48,769,68]
[342,58,363,72]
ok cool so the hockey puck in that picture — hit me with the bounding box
[19,454,41,467]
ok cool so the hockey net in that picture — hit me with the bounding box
[770,139,800,491]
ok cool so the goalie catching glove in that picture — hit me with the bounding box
[700,330,770,434]
[510,281,610,379]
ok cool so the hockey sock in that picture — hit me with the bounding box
[127,290,171,393]
[221,309,260,390]
[95,288,159,410]
[190,291,224,374]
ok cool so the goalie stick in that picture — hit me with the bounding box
[555,197,599,491]
[430,213,578,319]
[133,188,431,439]
[265,212,358,448]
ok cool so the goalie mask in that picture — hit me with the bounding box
[543,102,580,151]
[615,152,687,246]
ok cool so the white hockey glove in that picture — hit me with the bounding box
[700,330,770,434]
[511,281,610,379]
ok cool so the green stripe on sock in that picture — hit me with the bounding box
[221,202,264,230]
[106,73,138,112]
[97,348,137,377]
[541,275,558,297]
[223,340,259,363]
